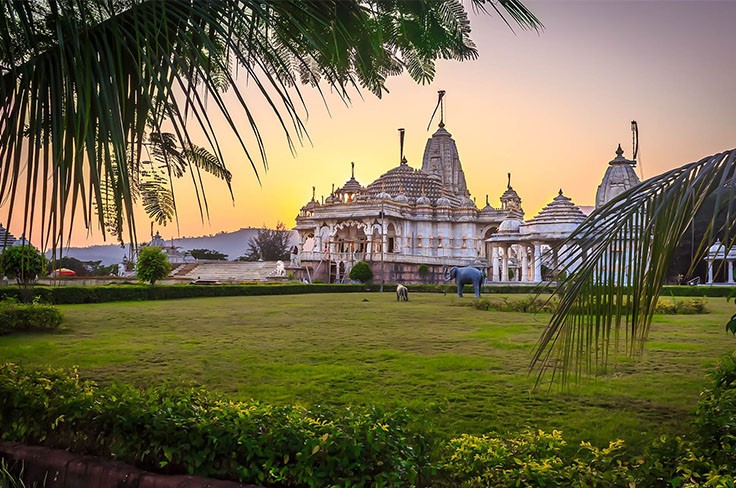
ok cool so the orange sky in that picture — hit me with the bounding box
[6,1,736,248]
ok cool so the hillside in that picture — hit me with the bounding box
[48,228,299,265]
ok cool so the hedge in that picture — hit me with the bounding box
[0,300,62,335]
[0,363,433,487]
[0,283,732,306]
[2,362,736,487]
[0,284,367,305]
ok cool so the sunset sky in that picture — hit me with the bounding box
[10,1,736,248]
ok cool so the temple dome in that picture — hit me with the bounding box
[339,176,363,195]
[521,190,586,238]
[366,160,461,205]
[595,144,640,208]
[375,191,393,201]
[394,192,409,204]
[498,218,522,233]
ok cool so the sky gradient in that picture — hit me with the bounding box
[10,1,736,248]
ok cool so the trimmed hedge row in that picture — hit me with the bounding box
[0,283,732,306]
[0,284,367,305]
[0,300,62,335]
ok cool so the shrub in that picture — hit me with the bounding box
[655,297,708,314]
[349,261,373,283]
[135,247,172,285]
[0,299,62,335]
[695,351,736,470]
[0,246,46,302]
[0,363,432,487]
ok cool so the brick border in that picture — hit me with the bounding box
[0,441,263,488]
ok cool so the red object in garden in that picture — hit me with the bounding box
[50,268,76,277]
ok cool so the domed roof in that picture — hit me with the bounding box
[375,191,393,201]
[416,194,432,206]
[339,177,363,194]
[394,192,409,204]
[436,195,452,207]
[498,218,522,233]
[366,159,460,205]
[338,162,364,195]
[708,239,724,255]
[499,173,524,215]
[595,144,640,208]
[520,190,586,238]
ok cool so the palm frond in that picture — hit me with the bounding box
[0,0,541,253]
[531,149,736,388]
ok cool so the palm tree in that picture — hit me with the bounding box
[0,0,540,251]
[531,149,736,388]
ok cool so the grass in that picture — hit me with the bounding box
[1,292,733,452]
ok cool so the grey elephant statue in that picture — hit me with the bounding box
[445,266,484,298]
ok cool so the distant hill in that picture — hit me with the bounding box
[47,228,299,265]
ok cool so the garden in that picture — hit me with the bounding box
[1,290,735,486]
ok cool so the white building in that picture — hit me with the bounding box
[294,120,640,284]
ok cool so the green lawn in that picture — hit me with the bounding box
[1,292,733,451]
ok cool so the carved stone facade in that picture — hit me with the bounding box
[294,124,515,283]
[295,123,640,284]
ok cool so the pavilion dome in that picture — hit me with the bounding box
[521,190,587,237]
[498,218,522,233]
[595,144,640,208]
[375,190,393,201]
[339,176,364,195]
[708,239,724,256]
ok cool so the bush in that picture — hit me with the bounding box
[695,351,736,470]
[0,299,62,335]
[0,283,369,304]
[0,246,47,302]
[135,247,172,285]
[0,363,432,487]
[349,261,373,283]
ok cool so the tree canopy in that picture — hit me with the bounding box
[186,249,228,261]
[135,247,173,285]
[240,223,292,262]
[0,0,540,251]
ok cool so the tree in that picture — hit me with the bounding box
[349,261,373,283]
[531,149,736,388]
[186,249,228,261]
[1,0,540,250]
[0,246,47,301]
[240,223,291,262]
[135,247,172,285]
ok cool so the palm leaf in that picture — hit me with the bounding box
[0,0,541,253]
[531,149,736,388]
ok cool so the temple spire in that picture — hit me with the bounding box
[426,89,446,130]
[399,128,406,164]
[507,172,512,189]
[312,186,315,201]
[351,161,355,179]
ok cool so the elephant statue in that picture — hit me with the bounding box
[445,266,484,298]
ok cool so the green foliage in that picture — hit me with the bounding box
[457,296,709,315]
[240,223,291,262]
[0,246,46,288]
[0,363,431,487]
[0,458,37,488]
[0,283,368,304]
[46,256,117,277]
[135,247,172,285]
[185,249,228,261]
[695,351,736,469]
[349,261,373,283]
[0,299,62,335]
[442,430,736,488]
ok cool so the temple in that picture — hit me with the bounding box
[295,104,639,284]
